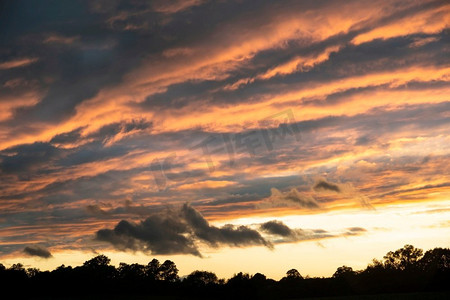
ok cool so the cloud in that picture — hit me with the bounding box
[43,34,79,45]
[49,127,85,145]
[312,179,373,209]
[96,203,271,256]
[260,220,293,237]
[268,187,320,208]
[86,204,110,216]
[181,203,270,248]
[259,220,332,243]
[96,211,202,256]
[97,205,363,254]
[0,142,64,174]
[344,227,367,236]
[260,220,367,243]
[347,227,366,232]
[313,180,341,192]
[0,58,38,70]
[151,0,205,14]
[23,245,52,258]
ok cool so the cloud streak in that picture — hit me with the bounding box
[0,58,38,70]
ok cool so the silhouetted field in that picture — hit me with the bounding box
[2,245,449,299]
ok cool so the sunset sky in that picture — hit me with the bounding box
[0,0,449,280]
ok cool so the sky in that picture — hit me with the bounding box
[0,0,449,280]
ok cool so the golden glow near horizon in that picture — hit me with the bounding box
[0,0,449,279]
[3,200,449,280]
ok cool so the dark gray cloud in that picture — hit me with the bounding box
[96,203,270,256]
[181,203,270,248]
[57,141,130,166]
[50,127,84,145]
[96,205,362,254]
[260,220,293,237]
[86,119,152,141]
[0,142,64,174]
[96,211,202,256]
[23,245,52,258]
[313,180,341,193]
[259,220,333,243]
[260,220,368,243]
[347,227,366,232]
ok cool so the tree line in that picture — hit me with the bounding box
[1,244,449,299]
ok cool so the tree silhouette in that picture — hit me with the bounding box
[82,254,116,280]
[83,254,111,269]
[227,271,250,287]
[0,245,449,298]
[383,244,423,270]
[419,247,450,272]
[185,270,218,286]
[26,267,40,278]
[146,258,161,280]
[363,258,384,275]
[286,268,302,279]
[159,260,179,282]
[5,263,27,282]
[333,265,355,278]
[10,263,25,271]
[251,272,267,283]
[118,262,146,280]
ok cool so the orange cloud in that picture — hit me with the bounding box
[0,57,38,70]
[352,4,450,45]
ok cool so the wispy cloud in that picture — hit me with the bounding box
[0,58,38,70]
